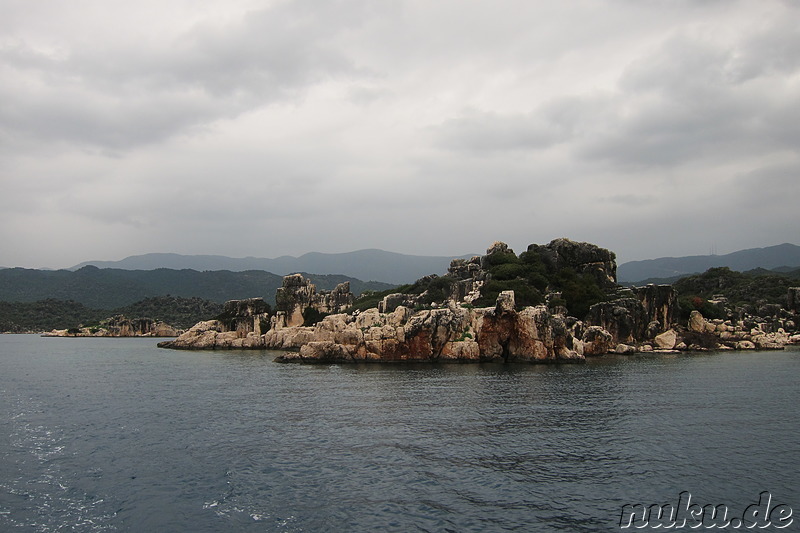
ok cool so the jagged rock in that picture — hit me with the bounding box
[688,310,706,333]
[527,238,617,290]
[486,241,512,256]
[478,305,551,362]
[586,284,679,344]
[275,274,353,327]
[635,285,678,335]
[378,293,410,313]
[495,290,515,314]
[582,326,614,356]
[273,293,585,364]
[159,298,272,349]
[158,320,225,349]
[447,256,486,303]
[586,298,648,344]
[752,331,788,350]
[439,340,481,360]
[218,298,270,335]
[654,329,677,350]
[645,320,662,340]
[736,340,756,350]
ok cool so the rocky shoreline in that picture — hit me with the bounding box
[45,315,181,338]
[158,239,800,363]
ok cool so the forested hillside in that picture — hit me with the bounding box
[0,267,393,308]
[0,296,224,332]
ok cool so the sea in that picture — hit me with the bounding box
[1,334,798,532]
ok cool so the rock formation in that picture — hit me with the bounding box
[159,239,798,359]
[157,297,270,349]
[447,255,488,304]
[217,298,271,335]
[273,274,354,327]
[586,285,678,345]
[47,315,180,337]
[274,294,584,364]
[788,287,800,313]
[527,238,618,290]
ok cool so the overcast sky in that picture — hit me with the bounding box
[1,0,798,269]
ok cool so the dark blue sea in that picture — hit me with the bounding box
[1,335,798,532]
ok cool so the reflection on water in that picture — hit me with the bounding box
[1,335,798,532]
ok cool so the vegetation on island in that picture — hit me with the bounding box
[673,267,800,320]
[348,246,611,319]
[0,296,224,333]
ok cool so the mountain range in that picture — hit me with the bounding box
[67,243,800,285]
[71,249,475,285]
[0,267,393,309]
[617,243,800,282]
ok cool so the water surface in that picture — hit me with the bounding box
[1,335,798,531]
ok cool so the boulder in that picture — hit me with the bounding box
[688,310,706,333]
[654,329,678,350]
[495,290,516,314]
[158,320,227,349]
[582,326,614,356]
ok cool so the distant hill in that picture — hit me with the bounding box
[70,249,476,285]
[0,296,224,332]
[617,243,800,283]
[671,267,800,320]
[0,267,394,309]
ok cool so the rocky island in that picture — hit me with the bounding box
[158,239,800,362]
[45,315,182,337]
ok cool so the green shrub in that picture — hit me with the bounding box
[677,296,726,320]
[550,268,607,318]
[347,285,408,313]
[302,307,329,327]
[473,279,543,308]
[491,263,529,281]
[482,251,520,268]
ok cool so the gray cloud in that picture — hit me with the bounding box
[1,0,798,269]
[0,0,370,150]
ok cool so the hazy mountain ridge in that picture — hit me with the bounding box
[617,243,800,283]
[70,249,477,285]
[0,267,394,309]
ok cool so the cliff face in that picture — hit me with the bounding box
[274,293,584,364]
[217,298,271,335]
[586,285,678,344]
[274,274,354,327]
[527,238,617,290]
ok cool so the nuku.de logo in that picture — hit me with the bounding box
[619,491,793,529]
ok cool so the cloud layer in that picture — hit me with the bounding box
[2,0,798,268]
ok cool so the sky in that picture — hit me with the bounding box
[1,0,798,269]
